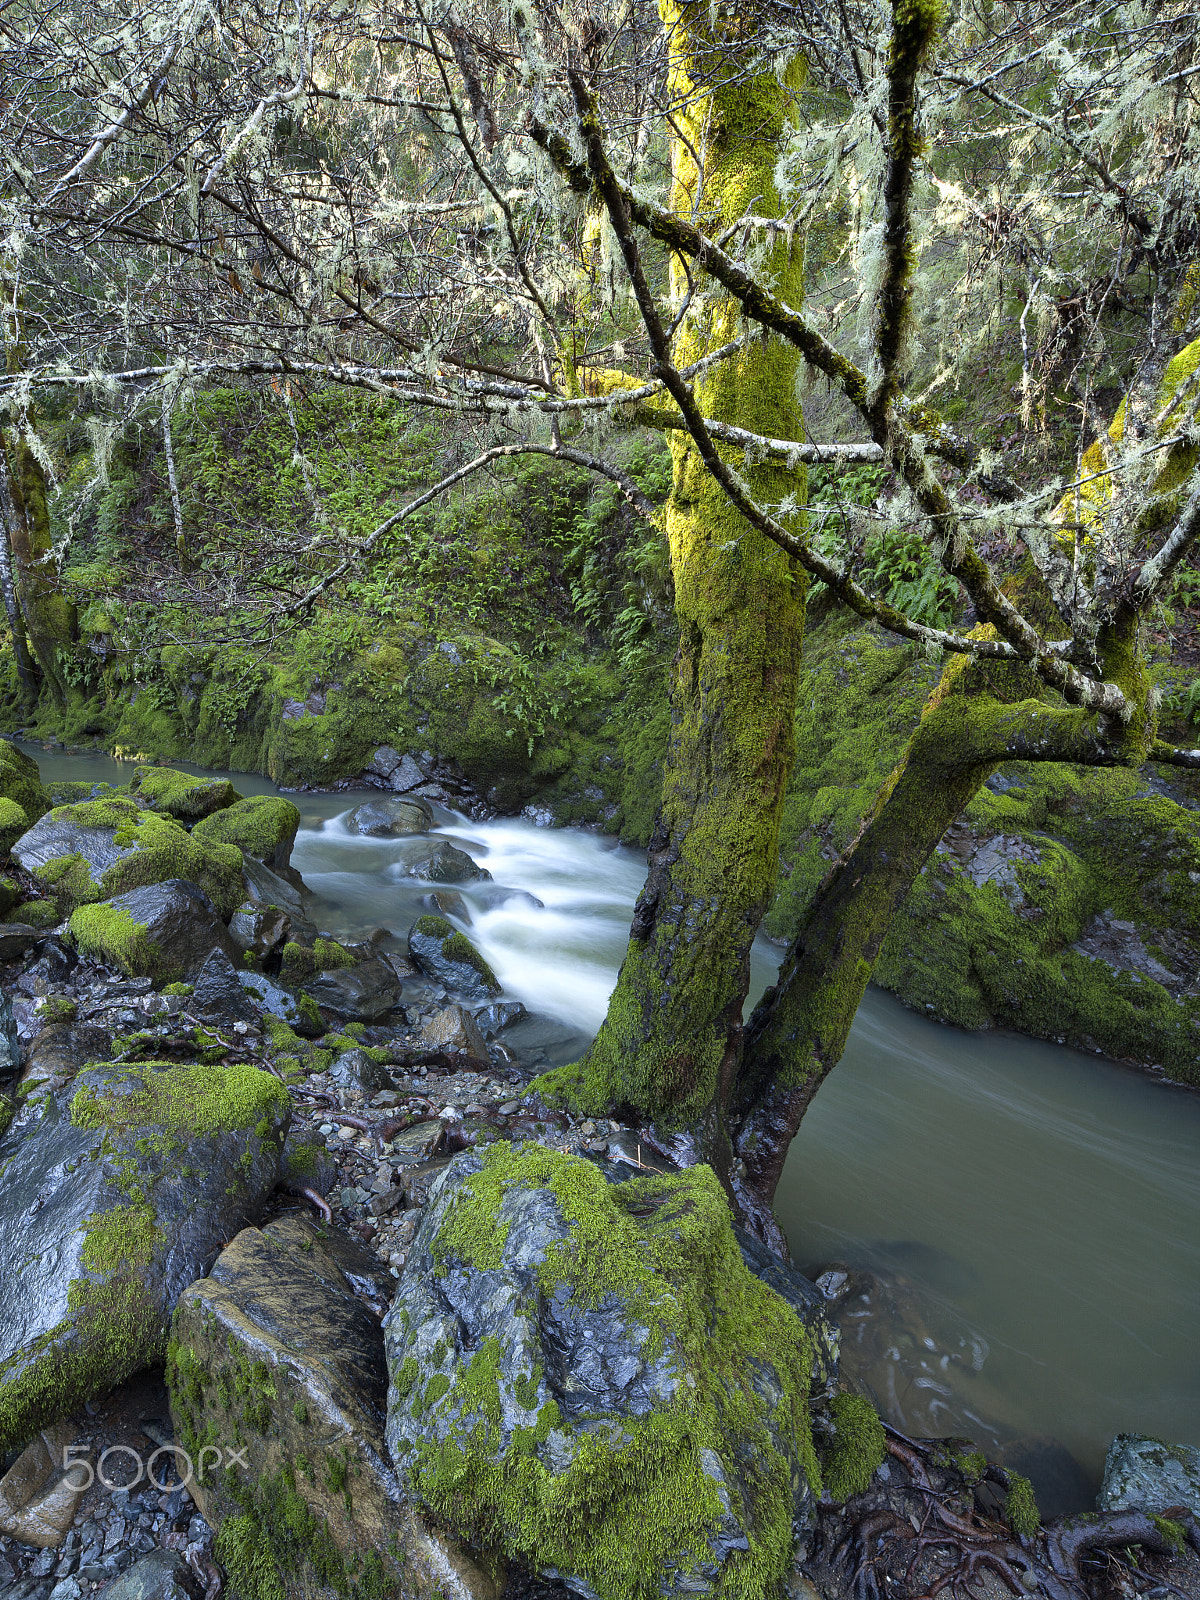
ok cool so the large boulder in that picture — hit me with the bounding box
[384,1145,835,1600]
[1098,1433,1200,1515]
[0,1060,290,1454]
[167,1215,498,1600]
[12,798,244,918]
[396,840,491,884]
[129,765,241,821]
[192,795,302,872]
[407,916,500,1000]
[305,956,402,1021]
[68,880,240,983]
[0,741,50,835]
[347,796,434,837]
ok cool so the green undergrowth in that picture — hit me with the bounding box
[400,1144,821,1599]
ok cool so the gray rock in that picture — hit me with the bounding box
[239,856,317,942]
[0,924,44,961]
[368,745,404,780]
[13,812,136,880]
[19,1024,111,1096]
[190,948,260,1028]
[407,918,500,1001]
[1071,910,1180,990]
[329,1048,393,1093]
[422,1004,488,1062]
[474,886,544,912]
[227,902,290,960]
[397,841,491,884]
[305,957,401,1021]
[0,1059,290,1453]
[68,880,239,984]
[94,1548,198,1599]
[390,1120,445,1167]
[1097,1433,1200,1515]
[167,1215,496,1600]
[388,755,426,794]
[237,970,313,1031]
[473,1001,527,1037]
[422,888,471,923]
[0,986,20,1076]
[348,797,434,837]
[384,1146,833,1598]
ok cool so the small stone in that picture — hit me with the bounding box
[319,1123,333,1137]
[337,1126,356,1141]
[499,1101,521,1116]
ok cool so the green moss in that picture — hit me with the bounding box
[314,937,357,970]
[0,795,29,856]
[214,1514,286,1600]
[407,1144,821,1600]
[0,875,18,917]
[1003,1471,1040,1537]
[192,795,300,865]
[280,942,315,985]
[293,1399,310,1424]
[819,1395,886,1501]
[1151,1514,1186,1554]
[11,898,59,929]
[440,930,498,986]
[68,903,168,979]
[131,765,241,820]
[38,994,78,1025]
[163,981,194,996]
[0,740,50,827]
[71,1061,289,1138]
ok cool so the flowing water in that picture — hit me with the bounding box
[16,742,1200,1508]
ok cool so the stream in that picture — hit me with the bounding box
[17,741,1200,1514]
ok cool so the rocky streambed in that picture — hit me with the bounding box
[1,744,1200,1600]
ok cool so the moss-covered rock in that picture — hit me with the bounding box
[192,794,301,871]
[167,1214,498,1600]
[0,796,29,857]
[69,880,241,983]
[12,797,244,918]
[407,916,500,999]
[130,764,241,820]
[0,741,50,831]
[0,875,19,918]
[384,1145,831,1600]
[0,1060,289,1454]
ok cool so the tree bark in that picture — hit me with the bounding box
[2,431,76,708]
[0,468,41,705]
[547,8,809,1186]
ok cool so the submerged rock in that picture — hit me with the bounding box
[192,795,302,872]
[67,880,239,983]
[407,916,500,1001]
[347,796,434,837]
[397,840,491,884]
[167,1215,497,1600]
[1098,1433,1200,1515]
[384,1144,833,1599]
[0,1059,289,1453]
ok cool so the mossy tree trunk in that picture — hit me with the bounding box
[0,467,40,706]
[1,430,76,709]
[554,7,808,1184]
[730,641,1154,1248]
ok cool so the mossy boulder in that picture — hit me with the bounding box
[167,1214,498,1600]
[0,796,29,858]
[0,1060,289,1454]
[0,741,50,833]
[130,764,241,821]
[0,875,19,918]
[384,1145,833,1600]
[69,880,241,983]
[192,794,302,871]
[407,916,500,1000]
[11,797,245,918]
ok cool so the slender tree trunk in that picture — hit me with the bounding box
[730,650,1144,1249]
[549,9,809,1187]
[0,469,40,706]
[2,431,76,709]
[162,386,187,564]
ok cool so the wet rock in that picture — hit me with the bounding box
[733,1228,840,1393]
[0,987,21,1077]
[399,1158,451,1209]
[0,1424,88,1548]
[305,957,401,1021]
[167,1215,497,1600]
[19,1024,112,1096]
[473,1000,527,1037]
[0,924,43,960]
[369,748,426,794]
[422,1004,488,1062]
[192,796,302,872]
[227,901,290,960]
[384,1145,833,1598]
[390,1120,445,1167]
[520,803,555,828]
[422,888,471,923]
[189,949,261,1028]
[397,841,491,884]
[237,969,313,1031]
[129,767,239,823]
[13,800,244,919]
[239,856,317,942]
[67,880,240,984]
[0,741,50,831]
[1097,1433,1200,1515]
[1071,910,1180,990]
[407,916,500,1001]
[348,796,434,837]
[94,1548,199,1599]
[279,1131,340,1201]
[0,1060,290,1453]
[475,885,544,912]
[329,1048,393,1093]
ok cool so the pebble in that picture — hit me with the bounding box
[318,1123,334,1136]
[337,1125,356,1141]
